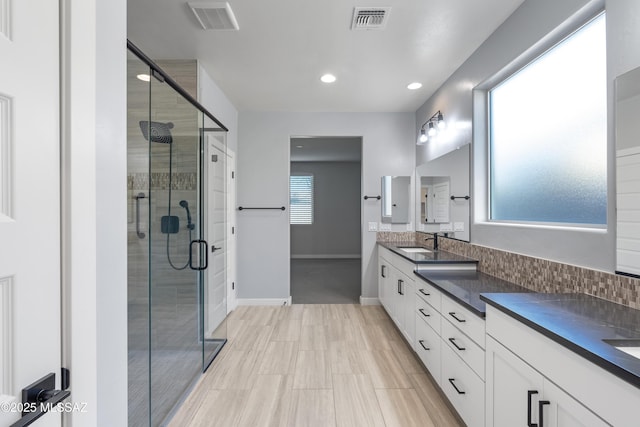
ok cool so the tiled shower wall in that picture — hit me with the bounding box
[377,231,640,310]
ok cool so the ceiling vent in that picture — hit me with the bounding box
[351,7,391,30]
[188,2,239,30]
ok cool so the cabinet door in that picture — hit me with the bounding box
[386,267,401,325]
[486,336,544,427]
[401,277,415,349]
[378,255,389,309]
[541,380,609,427]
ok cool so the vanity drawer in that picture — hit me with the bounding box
[415,298,441,335]
[415,280,442,312]
[442,295,485,349]
[415,314,442,386]
[442,316,485,380]
[441,343,485,427]
[395,255,418,278]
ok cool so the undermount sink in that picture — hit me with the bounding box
[603,339,640,359]
[397,247,432,254]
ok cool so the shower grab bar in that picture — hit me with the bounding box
[450,195,470,200]
[238,206,286,211]
[363,195,381,200]
[134,193,146,239]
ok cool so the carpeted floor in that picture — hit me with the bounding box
[290,258,361,304]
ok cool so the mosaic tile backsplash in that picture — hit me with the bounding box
[377,231,640,310]
[128,173,197,191]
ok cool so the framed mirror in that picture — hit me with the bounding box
[615,66,640,276]
[381,176,411,224]
[415,144,470,241]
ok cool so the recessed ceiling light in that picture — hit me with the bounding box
[407,82,422,90]
[296,145,304,148]
[321,74,337,83]
[137,74,151,82]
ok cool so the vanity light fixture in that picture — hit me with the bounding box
[427,121,436,136]
[417,110,446,145]
[136,74,151,82]
[419,129,428,143]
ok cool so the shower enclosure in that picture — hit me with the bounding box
[127,42,228,426]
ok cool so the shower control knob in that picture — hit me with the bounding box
[211,246,222,253]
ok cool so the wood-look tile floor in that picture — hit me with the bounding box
[168,304,463,427]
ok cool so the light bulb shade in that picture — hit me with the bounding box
[437,112,445,129]
[419,130,428,143]
[427,121,436,136]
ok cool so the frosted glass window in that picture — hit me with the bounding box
[290,174,314,224]
[489,13,607,225]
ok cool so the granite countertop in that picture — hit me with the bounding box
[480,292,640,389]
[415,270,530,318]
[378,241,478,265]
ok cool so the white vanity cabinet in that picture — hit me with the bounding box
[486,336,607,427]
[486,306,638,427]
[378,246,416,349]
[414,273,486,427]
[378,244,486,426]
[378,250,391,309]
[415,281,443,385]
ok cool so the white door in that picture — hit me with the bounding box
[433,181,450,223]
[206,136,228,335]
[226,149,236,313]
[0,0,62,426]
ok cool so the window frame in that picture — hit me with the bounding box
[289,173,314,225]
[485,12,607,229]
[468,4,611,271]
[473,10,607,232]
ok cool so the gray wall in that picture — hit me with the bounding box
[414,0,633,272]
[237,112,415,301]
[290,161,361,258]
[199,64,238,153]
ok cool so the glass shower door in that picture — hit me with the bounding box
[147,76,203,425]
[127,44,228,427]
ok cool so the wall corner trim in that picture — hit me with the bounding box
[359,296,381,306]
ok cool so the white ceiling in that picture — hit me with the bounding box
[127,0,524,113]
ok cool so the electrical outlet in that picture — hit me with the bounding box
[406,222,413,231]
[454,222,464,231]
[440,222,453,232]
[368,222,378,232]
[417,223,425,231]
[379,223,392,231]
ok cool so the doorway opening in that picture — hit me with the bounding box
[289,136,362,304]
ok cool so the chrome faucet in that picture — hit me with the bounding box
[424,233,439,250]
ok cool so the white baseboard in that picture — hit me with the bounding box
[236,296,292,306]
[290,254,361,259]
[359,296,381,306]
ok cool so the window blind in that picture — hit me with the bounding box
[290,175,313,225]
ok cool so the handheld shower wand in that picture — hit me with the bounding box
[179,200,195,230]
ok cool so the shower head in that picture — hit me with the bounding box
[139,121,174,144]
[179,200,189,208]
